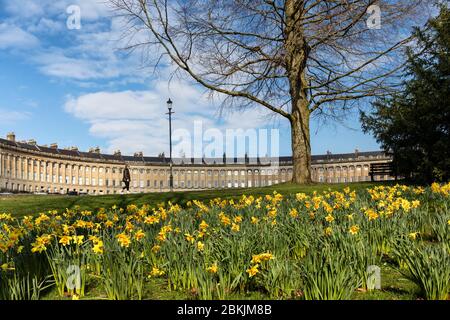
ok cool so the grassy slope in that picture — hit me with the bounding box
[0,182,383,217]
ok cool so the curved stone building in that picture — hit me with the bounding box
[0,133,393,195]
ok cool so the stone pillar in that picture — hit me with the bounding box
[11,155,16,179]
[61,163,66,193]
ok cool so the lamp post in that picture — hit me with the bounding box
[166,98,174,191]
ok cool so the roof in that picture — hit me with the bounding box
[0,137,389,165]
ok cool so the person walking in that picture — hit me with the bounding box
[122,164,131,194]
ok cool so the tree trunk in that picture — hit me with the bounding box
[285,0,312,184]
[290,100,312,184]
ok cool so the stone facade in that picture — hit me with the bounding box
[0,133,393,195]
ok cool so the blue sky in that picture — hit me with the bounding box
[0,0,382,157]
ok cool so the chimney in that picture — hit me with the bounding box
[134,151,143,158]
[114,150,122,157]
[355,148,359,157]
[70,146,79,151]
[50,143,58,149]
[6,132,15,142]
[89,147,100,154]
[28,139,37,146]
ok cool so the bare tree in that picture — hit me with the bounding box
[109,0,429,183]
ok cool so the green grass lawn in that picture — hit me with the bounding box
[0,181,386,217]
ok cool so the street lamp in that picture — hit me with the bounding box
[166,98,174,191]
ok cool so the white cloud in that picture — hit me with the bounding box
[3,0,45,18]
[3,0,110,21]
[33,50,122,80]
[27,18,65,34]
[0,109,31,123]
[65,91,160,120]
[64,78,282,156]
[0,23,39,49]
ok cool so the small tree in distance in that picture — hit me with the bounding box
[109,0,430,183]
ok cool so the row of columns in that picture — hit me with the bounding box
[1,149,391,194]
